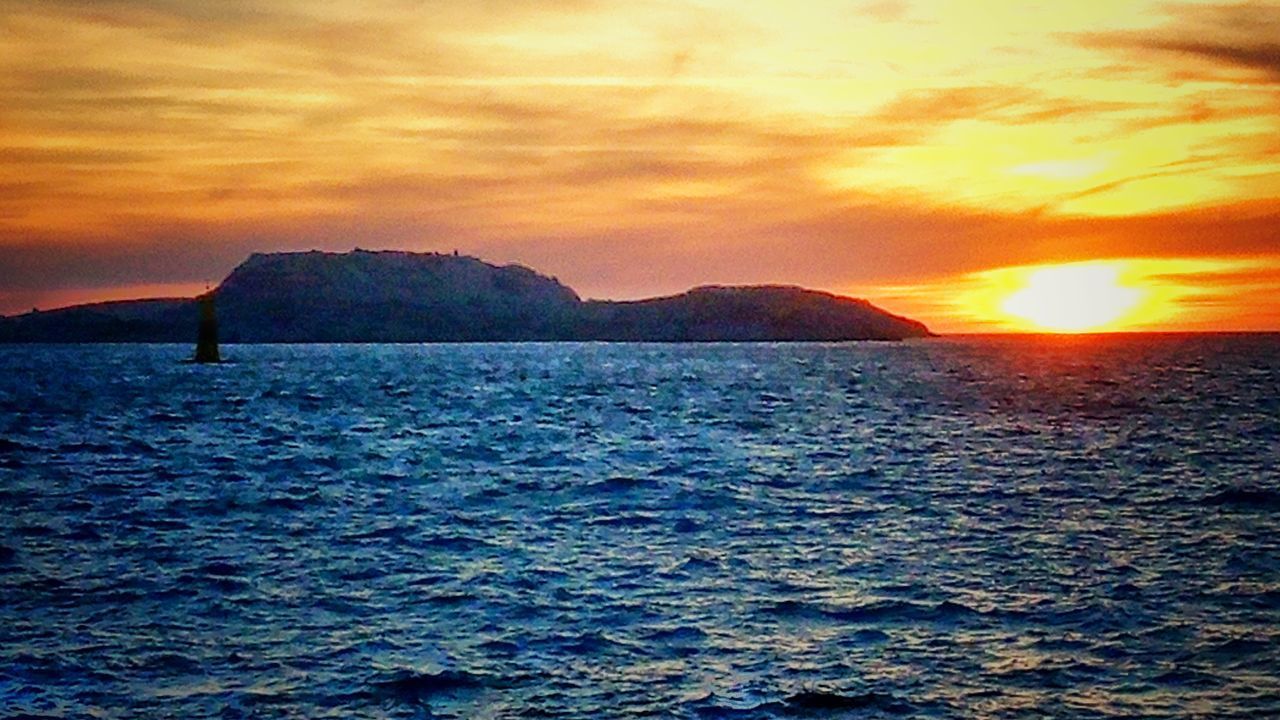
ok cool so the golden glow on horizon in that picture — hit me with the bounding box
[934,257,1272,333]
[998,263,1144,332]
[865,255,1280,333]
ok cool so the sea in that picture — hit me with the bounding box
[2,335,1278,719]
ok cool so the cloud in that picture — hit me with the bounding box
[859,0,910,22]
[1078,3,1280,83]
[1145,40,1280,80]
[867,85,1041,125]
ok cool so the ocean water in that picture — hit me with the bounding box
[2,336,1279,719]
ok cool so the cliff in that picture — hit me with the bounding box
[0,250,932,342]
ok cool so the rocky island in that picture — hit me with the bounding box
[0,250,932,342]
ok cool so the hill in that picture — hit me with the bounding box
[0,250,931,342]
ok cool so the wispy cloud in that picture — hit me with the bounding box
[1078,2,1280,83]
[1145,40,1280,80]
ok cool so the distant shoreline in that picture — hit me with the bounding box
[1,249,932,343]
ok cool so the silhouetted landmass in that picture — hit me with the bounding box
[215,250,582,342]
[0,298,193,343]
[578,286,929,341]
[0,250,931,342]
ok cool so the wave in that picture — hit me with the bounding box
[643,625,708,643]
[366,668,490,705]
[1200,636,1275,660]
[585,512,660,527]
[1152,667,1224,688]
[1202,486,1280,509]
[199,560,243,577]
[0,438,33,453]
[587,475,649,493]
[763,597,1001,625]
[784,689,913,714]
[989,660,1108,690]
[690,689,914,718]
[539,631,633,657]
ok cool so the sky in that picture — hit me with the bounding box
[1,0,1278,331]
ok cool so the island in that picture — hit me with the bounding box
[0,250,932,342]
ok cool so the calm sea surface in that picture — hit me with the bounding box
[2,336,1279,719]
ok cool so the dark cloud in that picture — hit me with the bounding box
[1145,39,1280,80]
[1078,3,1280,83]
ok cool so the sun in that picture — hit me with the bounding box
[932,257,1256,334]
[999,263,1144,332]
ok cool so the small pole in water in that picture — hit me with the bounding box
[194,289,221,363]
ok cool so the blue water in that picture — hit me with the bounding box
[2,336,1279,719]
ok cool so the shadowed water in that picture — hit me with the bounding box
[2,336,1278,718]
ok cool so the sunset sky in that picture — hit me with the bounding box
[2,0,1278,331]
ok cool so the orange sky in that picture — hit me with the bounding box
[1,0,1278,330]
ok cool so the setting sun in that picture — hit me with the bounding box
[882,257,1280,334]
[1000,264,1143,332]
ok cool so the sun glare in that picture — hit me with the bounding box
[923,257,1277,334]
[945,259,1206,333]
[872,257,1272,334]
[1000,263,1144,332]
